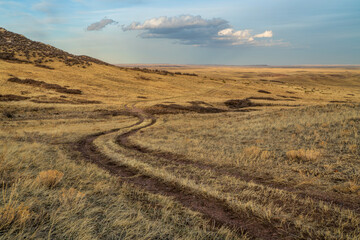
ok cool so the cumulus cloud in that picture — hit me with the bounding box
[123,15,228,31]
[123,15,230,46]
[216,28,254,45]
[254,30,273,38]
[123,15,275,47]
[87,18,118,31]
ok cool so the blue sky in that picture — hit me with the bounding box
[1,0,359,65]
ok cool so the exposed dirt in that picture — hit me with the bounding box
[8,77,82,94]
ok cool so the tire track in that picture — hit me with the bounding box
[117,134,360,213]
[75,104,284,240]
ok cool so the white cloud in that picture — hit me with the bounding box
[254,30,273,38]
[217,28,254,45]
[123,15,228,31]
[123,15,277,47]
[216,28,274,45]
[87,18,118,31]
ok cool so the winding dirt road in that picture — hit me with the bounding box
[75,103,283,240]
[75,101,359,239]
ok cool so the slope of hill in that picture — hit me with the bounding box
[0,28,360,239]
[0,27,109,68]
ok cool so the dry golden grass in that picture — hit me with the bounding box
[1,54,360,239]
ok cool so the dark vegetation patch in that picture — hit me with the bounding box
[258,90,271,94]
[137,76,151,81]
[93,109,129,117]
[306,73,351,80]
[224,99,260,109]
[276,95,301,100]
[269,80,285,84]
[8,77,82,94]
[328,74,347,79]
[130,67,198,77]
[0,94,30,101]
[3,111,14,118]
[137,96,147,99]
[257,72,289,77]
[247,97,281,101]
[0,52,31,64]
[0,52,16,60]
[30,98,101,104]
[34,64,55,70]
[187,101,214,107]
[329,100,348,103]
[174,71,198,76]
[248,97,277,101]
[147,104,226,115]
[224,98,298,109]
[286,91,296,94]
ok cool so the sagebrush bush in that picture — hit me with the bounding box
[36,170,64,188]
[243,146,261,158]
[286,149,321,162]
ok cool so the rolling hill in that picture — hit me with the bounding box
[1,27,360,239]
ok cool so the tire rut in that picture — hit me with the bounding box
[75,105,285,240]
[117,137,360,214]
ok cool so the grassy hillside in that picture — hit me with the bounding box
[1,28,360,239]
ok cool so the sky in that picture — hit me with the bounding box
[0,0,360,65]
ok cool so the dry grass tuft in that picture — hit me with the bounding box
[243,146,261,159]
[333,181,360,195]
[0,202,31,231]
[260,150,271,160]
[286,149,321,162]
[36,170,64,188]
[348,144,358,153]
[59,187,86,206]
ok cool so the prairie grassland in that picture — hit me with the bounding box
[0,115,241,239]
[102,103,360,239]
[1,57,360,239]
